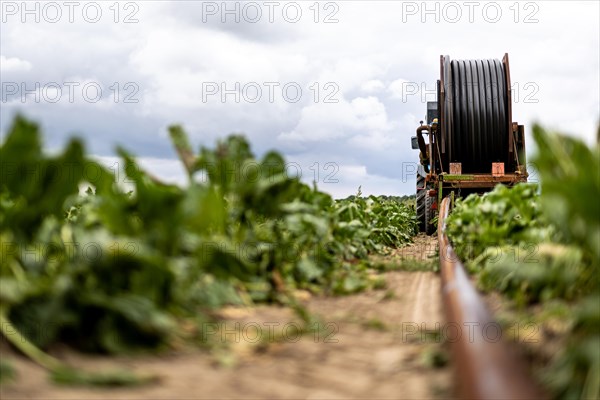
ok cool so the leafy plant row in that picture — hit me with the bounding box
[0,116,417,382]
[446,125,599,400]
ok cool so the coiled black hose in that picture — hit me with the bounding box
[442,56,509,173]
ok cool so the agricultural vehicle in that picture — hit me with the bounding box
[412,54,528,234]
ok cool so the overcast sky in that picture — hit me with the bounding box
[1,0,598,197]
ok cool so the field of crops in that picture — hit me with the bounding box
[0,116,418,384]
[446,125,600,399]
[1,116,598,399]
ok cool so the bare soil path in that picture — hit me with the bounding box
[1,235,451,399]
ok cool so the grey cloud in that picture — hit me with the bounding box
[1,1,598,198]
[157,1,301,43]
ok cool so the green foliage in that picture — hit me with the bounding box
[0,115,416,381]
[446,183,554,266]
[333,194,418,259]
[532,124,600,270]
[446,124,600,399]
[477,243,586,304]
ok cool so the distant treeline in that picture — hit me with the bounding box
[339,194,416,203]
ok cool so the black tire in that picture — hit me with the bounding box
[424,191,436,235]
[417,173,437,235]
[416,174,426,232]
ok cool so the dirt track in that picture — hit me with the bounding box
[1,235,451,399]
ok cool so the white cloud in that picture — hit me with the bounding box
[361,79,385,93]
[0,55,32,72]
[388,78,412,100]
[351,96,390,131]
[278,96,391,145]
[277,100,357,143]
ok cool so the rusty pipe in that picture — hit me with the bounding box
[438,197,545,399]
[416,125,429,158]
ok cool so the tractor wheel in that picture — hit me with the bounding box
[416,174,426,232]
[424,191,436,235]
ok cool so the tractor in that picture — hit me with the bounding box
[412,54,528,234]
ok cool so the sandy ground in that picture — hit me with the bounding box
[1,235,451,399]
